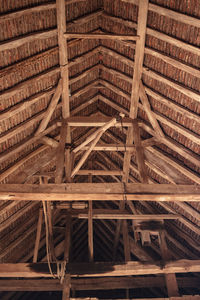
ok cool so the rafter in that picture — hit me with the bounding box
[99,67,200,145]
[0,0,86,22]
[121,0,200,28]
[99,45,200,104]
[102,12,199,57]
[35,79,62,136]
[98,82,200,175]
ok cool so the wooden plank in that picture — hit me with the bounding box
[122,219,131,261]
[33,208,43,263]
[64,33,139,40]
[102,12,200,57]
[145,87,200,125]
[122,0,149,184]
[1,183,199,194]
[0,260,200,277]
[132,119,148,183]
[80,139,157,151]
[121,0,200,28]
[9,149,57,184]
[99,46,200,104]
[56,0,70,118]
[64,214,71,262]
[0,101,61,145]
[0,184,199,202]
[88,172,93,262]
[72,212,179,220]
[73,117,117,153]
[71,132,103,178]
[77,170,124,176]
[35,79,62,135]
[139,82,164,137]
[100,65,200,145]
[55,119,68,183]
[62,274,70,300]
[0,276,199,291]
[99,80,200,173]
[0,29,57,52]
[66,116,132,127]
[160,230,179,297]
[0,0,86,22]
[130,0,149,118]
[0,87,55,122]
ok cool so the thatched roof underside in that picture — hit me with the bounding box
[0,0,200,299]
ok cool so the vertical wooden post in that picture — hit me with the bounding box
[132,119,148,183]
[33,208,43,262]
[160,229,179,297]
[62,274,71,300]
[55,119,68,184]
[122,0,149,185]
[56,0,72,185]
[56,0,70,119]
[88,170,94,261]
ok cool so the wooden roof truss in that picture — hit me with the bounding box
[0,0,200,299]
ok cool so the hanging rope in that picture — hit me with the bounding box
[42,200,56,278]
[42,200,67,283]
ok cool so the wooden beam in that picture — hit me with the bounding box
[160,230,179,297]
[56,0,70,118]
[88,172,93,262]
[71,132,102,177]
[62,274,70,300]
[0,183,199,201]
[9,150,57,184]
[0,0,86,22]
[71,212,179,220]
[64,33,139,40]
[0,29,57,52]
[33,208,43,262]
[35,79,62,135]
[99,45,200,104]
[130,0,149,118]
[79,139,157,151]
[64,214,71,262]
[66,116,132,127]
[0,277,198,291]
[0,260,200,277]
[98,79,200,172]
[72,117,117,153]
[139,82,164,137]
[132,119,148,183]
[102,12,200,64]
[99,65,200,146]
[122,0,149,183]
[77,170,124,176]
[55,119,68,183]
[121,0,200,28]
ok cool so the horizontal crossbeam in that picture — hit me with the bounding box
[0,184,199,201]
[0,260,200,277]
[0,276,199,291]
[64,33,139,40]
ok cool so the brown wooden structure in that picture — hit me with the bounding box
[0,0,199,299]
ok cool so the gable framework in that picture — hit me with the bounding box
[0,0,200,299]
